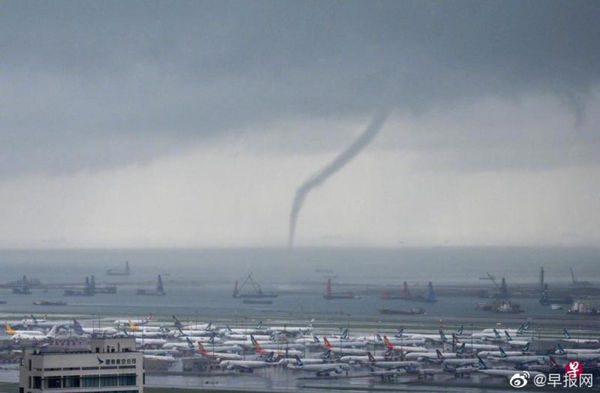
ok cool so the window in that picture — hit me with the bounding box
[63,375,80,388]
[119,374,137,386]
[100,374,118,387]
[33,377,41,389]
[45,376,61,389]
[81,375,99,387]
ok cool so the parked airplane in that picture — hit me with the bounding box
[555,345,600,361]
[251,335,302,357]
[196,343,242,361]
[114,315,152,327]
[383,336,428,353]
[489,348,548,365]
[365,352,420,370]
[322,337,367,356]
[220,352,279,372]
[477,356,543,379]
[555,343,600,355]
[562,328,600,345]
[287,355,348,376]
[73,319,117,336]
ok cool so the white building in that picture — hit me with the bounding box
[19,337,144,393]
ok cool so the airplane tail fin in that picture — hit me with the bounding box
[341,328,349,339]
[563,328,571,339]
[457,342,465,355]
[436,349,444,360]
[367,351,376,363]
[477,355,487,369]
[73,319,84,335]
[522,342,530,353]
[457,325,464,336]
[313,335,320,343]
[499,347,507,358]
[185,337,194,349]
[294,354,303,366]
[198,342,208,354]
[549,356,559,368]
[256,320,262,329]
[47,324,58,338]
[323,350,331,360]
[493,328,501,339]
[251,335,264,353]
[265,352,275,363]
[172,315,182,329]
[323,337,332,349]
[5,322,16,335]
[556,343,566,355]
[505,331,512,341]
[383,336,394,350]
[439,329,447,342]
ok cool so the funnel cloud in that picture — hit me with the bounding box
[288,109,391,249]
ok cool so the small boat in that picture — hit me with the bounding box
[33,300,67,306]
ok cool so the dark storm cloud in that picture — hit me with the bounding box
[1,0,599,176]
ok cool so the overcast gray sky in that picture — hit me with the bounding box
[1,0,599,248]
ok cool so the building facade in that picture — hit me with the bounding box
[19,337,143,393]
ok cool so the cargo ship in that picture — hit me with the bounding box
[106,261,130,276]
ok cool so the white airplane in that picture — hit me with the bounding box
[322,337,367,356]
[406,349,458,362]
[287,355,348,376]
[251,336,302,358]
[172,316,213,332]
[383,336,428,353]
[219,321,264,335]
[5,323,58,340]
[4,322,47,339]
[478,343,530,358]
[555,345,600,361]
[267,319,314,335]
[405,329,449,344]
[143,354,176,364]
[195,343,242,361]
[73,320,117,336]
[562,329,600,345]
[339,353,388,364]
[477,356,543,379]
[226,333,271,341]
[220,353,279,372]
[21,315,57,329]
[114,315,152,327]
[555,344,600,355]
[364,352,420,370]
[442,358,479,367]
[489,348,548,365]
